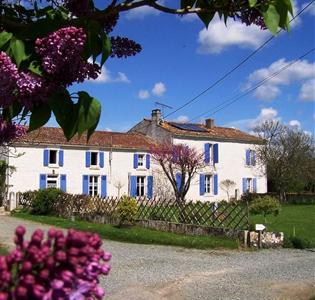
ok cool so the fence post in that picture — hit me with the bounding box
[246,200,250,229]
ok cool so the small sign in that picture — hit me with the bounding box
[255,224,266,231]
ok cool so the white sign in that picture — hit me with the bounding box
[255,224,266,231]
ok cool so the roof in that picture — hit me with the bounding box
[14,127,156,150]
[160,121,263,143]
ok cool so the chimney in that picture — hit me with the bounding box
[151,109,162,124]
[205,118,215,129]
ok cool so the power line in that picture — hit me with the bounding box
[189,47,315,121]
[164,1,315,119]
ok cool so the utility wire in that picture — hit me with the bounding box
[189,47,315,121]
[164,1,315,119]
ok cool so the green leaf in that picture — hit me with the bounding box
[77,91,101,137]
[275,0,292,31]
[29,104,51,132]
[180,0,196,9]
[28,61,43,76]
[249,0,257,7]
[100,33,111,66]
[85,20,103,61]
[0,31,13,49]
[196,0,215,28]
[10,39,28,67]
[262,4,280,35]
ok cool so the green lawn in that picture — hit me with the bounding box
[250,204,315,247]
[12,212,238,250]
[0,245,8,255]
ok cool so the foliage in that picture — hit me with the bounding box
[151,143,205,202]
[249,195,280,222]
[254,121,315,199]
[13,213,238,249]
[220,179,236,201]
[285,236,311,249]
[0,226,111,299]
[250,204,315,248]
[115,196,138,226]
[0,0,293,145]
[30,188,64,215]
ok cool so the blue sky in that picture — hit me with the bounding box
[51,1,315,134]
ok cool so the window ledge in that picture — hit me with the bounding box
[203,193,214,197]
[136,167,147,171]
[48,165,59,168]
[89,166,100,170]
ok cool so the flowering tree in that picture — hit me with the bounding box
[0,0,293,144]
[0,226,111,299]
[151,143,205,203]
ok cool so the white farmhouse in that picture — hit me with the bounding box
[5,109,267,203]
[129,109,267,201]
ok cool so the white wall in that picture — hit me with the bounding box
[7,145,152,197]
[172,137,267,201]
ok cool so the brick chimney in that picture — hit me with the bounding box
[151,109,162,124]
[205,118,215,129]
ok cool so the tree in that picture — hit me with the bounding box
[0,0,294,145]
[254,121,315,200]
[220,179,236,201]
[151,143,205,203]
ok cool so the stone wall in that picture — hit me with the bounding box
[246,231,284,248]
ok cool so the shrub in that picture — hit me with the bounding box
[115,196,138,226]
[286,236,311,249]
[30,188,64,215]
[249,196,281,223]
[0,226,111,299]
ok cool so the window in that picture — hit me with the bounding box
[205,174,212,194]
[136,176,145,196]
[89,175,99,196]
[91,152,98,166]
[47,174,58,188]
[137,154,144,167]
[49,150,57,165]
[246,149,256,166]
[246,178,252,193]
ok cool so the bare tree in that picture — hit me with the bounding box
[254,121,315,200]
[220,179,236,201]
[151,143,205,203]
[113,180,125,198]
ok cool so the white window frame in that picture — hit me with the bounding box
[46,174,59,189]
[137,154,145,169]
[89,175,99,196]
[90,152,99,167]
[246,178,253,193]
[249,150,256,166]
[204,174,213,195]
[136,176,146,196]
[48,149,58,166]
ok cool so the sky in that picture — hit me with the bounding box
[50,0,315,135]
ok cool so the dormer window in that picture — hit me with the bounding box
[91,152,98,166]
[49,150,57,165]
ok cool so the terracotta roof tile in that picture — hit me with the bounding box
[14,127,156,150]
[161,121,263,143]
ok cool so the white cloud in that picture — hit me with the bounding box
[173,115,189,123]
[302,2,315,16]
[288,119,301,128]
[299,79,315,102]
[91,66,130,84]
[104,127,112,132]
[244,58,315,101]
[197,16,269,54]
[152,82,166,97]
[179,14,199,22]
[138,89,150,100]
[125,1,164,20]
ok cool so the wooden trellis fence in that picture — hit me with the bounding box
[18,193,249,230]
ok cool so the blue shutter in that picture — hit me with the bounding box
[242,178,247,193]
[246,150,250,166]
[60,174,66,192]
[130,176,137,197]
[99,152,104,168]
[213,144,219,164]
[199,174,205,196]
[39,174,46,189]
[85,152,91,168]
[253,178,257,193]
[146,154,150,169]
[59,150,64,167]
[82,175,89,195]
[147,176,153,199]
[213,174,218,195]
[101,175,107,197]
[133,154,138,169]
[176,173,182,191]
[43,149,49,166]
[204,143,210,164]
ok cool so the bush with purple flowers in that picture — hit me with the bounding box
[0,226,111,299]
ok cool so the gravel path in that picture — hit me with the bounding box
[0,216,314,300]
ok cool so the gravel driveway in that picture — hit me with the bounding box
[0,216,314,300]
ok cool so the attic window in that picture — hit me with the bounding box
[49,150,57,164]
[91,152,98,166]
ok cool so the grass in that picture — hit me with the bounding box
[12,212,238,250]
[0,245,8,255]
[250,204,315,247]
